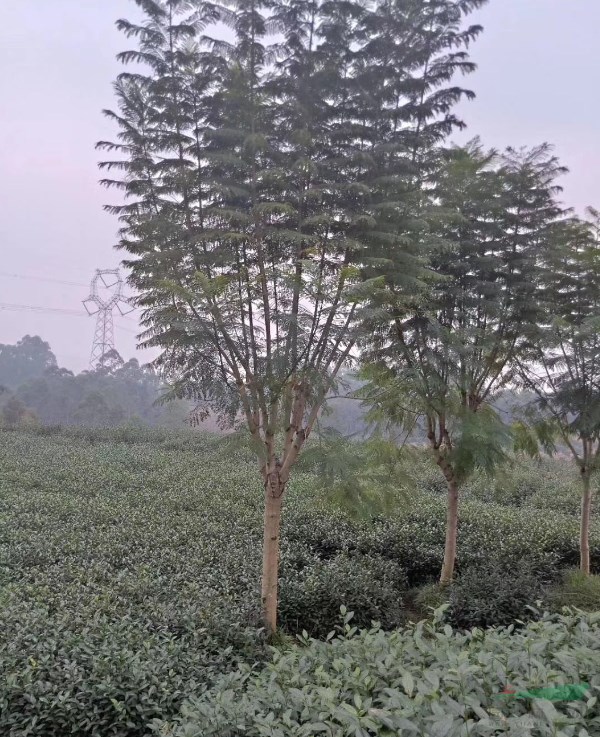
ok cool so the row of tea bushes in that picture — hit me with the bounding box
[1,428,598,734]
[156,609,600,737]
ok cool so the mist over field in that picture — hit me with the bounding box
[2,1,600,735]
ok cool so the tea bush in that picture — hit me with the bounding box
[280,552,407,637]
[0,430,271,735]
[1,427,599,735]
[547,570,600,613]
[460,456,582,514]
[155,609,600,737]
[354,498,600,585]
[447,556,557,629]
[0,599,261,737]
[394,452,582,515]
[412,583,449,617]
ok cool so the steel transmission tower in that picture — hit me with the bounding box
[83,269,132,369]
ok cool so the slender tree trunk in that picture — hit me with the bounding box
[440,476,459,585]
[261,478,284,634]
[580,471,593,575]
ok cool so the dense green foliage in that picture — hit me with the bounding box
[156,609,600,737]
[364,142,567,446]
[0,431,266,735]
[100,0,485,421]
[358,141,573,583]
[0,335,57,390]
[447,557,555,629]
[280,552,407,638]
[517,208,600,574]
[0,336,192,429]
[1,428,598,735]
[15,357,190,428]
[547,570,600,613]
[520,208,600,449]
[101,0,489,631]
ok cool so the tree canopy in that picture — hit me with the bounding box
[0,335,58,390]
[0,337,191,430]
[518,208,600,573]
[100,0,488,629]
[359,140,570,581]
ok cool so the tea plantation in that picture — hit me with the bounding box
[1,427,600,735]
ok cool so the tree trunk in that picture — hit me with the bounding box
[440,476,459,585]
[261,479,284,634]
[580,471,593,576]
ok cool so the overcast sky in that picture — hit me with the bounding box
[1,0,598,372]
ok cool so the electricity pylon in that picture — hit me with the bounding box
[83,269,132,369]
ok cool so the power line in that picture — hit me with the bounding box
[0,301,139,334]
[0,301,86,316]
[0,271,89,288]
[0,272,142,315]
[0,271,141,311]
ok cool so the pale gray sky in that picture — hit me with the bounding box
[0,0,598,372]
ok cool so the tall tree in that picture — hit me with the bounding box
[362,141,568,584]
[518,209,600,575]
[1,396,36,429]
[16,356,189,428]
[0,335,57,389]
[100,0,486,632]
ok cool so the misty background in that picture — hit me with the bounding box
[1,0,599,373]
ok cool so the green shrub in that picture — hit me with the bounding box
[384,452,582,514]
[0,430,268,736]
[0,600,263,737]
[357,514,446,585]
[412,583,448,617]
[357,495,600,584]
[1,428,598,735]
[283,509,360,559]
[547,569,600,612]
[447,557,556,629]
[154,610,600,737]
[460,457,576,507]
[279,552,407,637]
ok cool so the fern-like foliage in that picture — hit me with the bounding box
[360,141,570,486]
[100,0,487,492]
[298,429,417,519]
[517,209,600,474]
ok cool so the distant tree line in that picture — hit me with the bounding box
[0,336,192,429]
[320,375,540,444]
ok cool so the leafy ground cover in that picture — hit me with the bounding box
[0,427,598,735]
[156,609,600,737]
[0,429,270,735]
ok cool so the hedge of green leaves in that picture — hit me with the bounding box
[0,430,269,735]
[155,609,600,737]
[286,495,599,589]
[0,428,599,735]
[412,452,583,515]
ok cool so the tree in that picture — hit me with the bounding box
[361,141,568,584]
[1,396,36,429]
[0,335,57,389]
[0,334,190,429]
[94,348,125,374]
[16,353,190,428]
[100,0,486,631]
[73,391,125,427]
[517,209,600,575]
